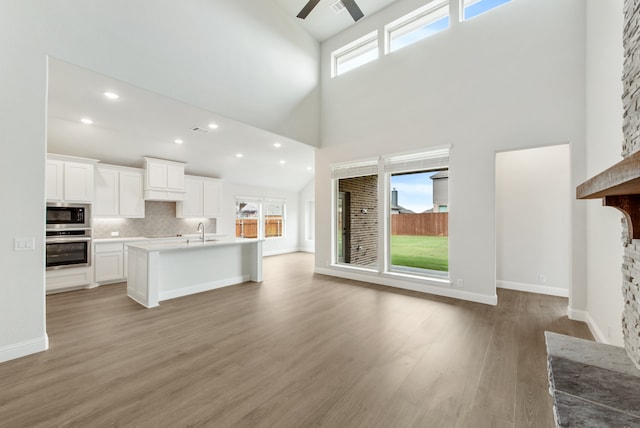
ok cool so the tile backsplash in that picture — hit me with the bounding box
[92,201,217,238]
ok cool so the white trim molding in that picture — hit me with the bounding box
[315,267,497,306]
[0,335,49,364]
[567,306,587,322]
[496,280,569,297]
[585,312,610,344]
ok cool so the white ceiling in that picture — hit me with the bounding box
[47,59,315,193]
[273,0,400,41]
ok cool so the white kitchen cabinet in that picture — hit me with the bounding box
[46,159,64,201]
[46,154,97,203]
[176,175,221,218]
[64,162,94,202]
[94,165,144,218]
[94,241,124,284]
[143,157,185,201]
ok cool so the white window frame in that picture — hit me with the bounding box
[384,148,450,279]
[331,31,379,78]
[384,0,449,54]
[235,197,262,239]
[264,199,286,239]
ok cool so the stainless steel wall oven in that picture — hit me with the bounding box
[45,203,92,270]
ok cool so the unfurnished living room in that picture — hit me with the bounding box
[1,1,638,427]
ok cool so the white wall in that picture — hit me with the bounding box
[219,182,300,257]
[496,145,571,297]
[584,0,625,345]
[316,0,587,305]
[298,179,316,253]
[0,1,319,362]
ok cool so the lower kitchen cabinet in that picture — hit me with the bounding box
[94,242,124,284]
[94,240,149,285]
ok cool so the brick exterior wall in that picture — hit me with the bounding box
[339,175,378,267]
[622,0,640,369]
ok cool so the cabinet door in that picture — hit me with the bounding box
[147,163,167,189]
[64,162,94,202]
[94,167,119,217]
[167,164,184,190]
[178,178,203,218]
[95,252,124,282]
[119,171,145,217]
[46,160,64,202]
[203,181,221,218]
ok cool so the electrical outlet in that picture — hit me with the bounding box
[456,279,464,288]
[539,274,547,284]
[111,231,120,237]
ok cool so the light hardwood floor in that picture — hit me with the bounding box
[0,253,592,427]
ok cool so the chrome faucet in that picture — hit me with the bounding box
[197,222,205,242]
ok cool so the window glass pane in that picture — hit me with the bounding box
[390,170,448,274]
[265,201,285,238]
[463,0,511,21]
[336,175,378,269]
[332,31,379,77]
[388,3,449,53]
[236,200,259,238]
[335,40,378,76]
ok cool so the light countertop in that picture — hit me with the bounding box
[127,238,262,253]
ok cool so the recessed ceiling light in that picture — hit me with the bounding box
[306,166,313,171]
[279,160,286,164]
[208,123,219,129]
[236,153,243,158]
[174,139,184,144]
[274,142,282,148]
[104,91,119,100]
[80,118,93,125]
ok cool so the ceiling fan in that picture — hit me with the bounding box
[297,0,364,22]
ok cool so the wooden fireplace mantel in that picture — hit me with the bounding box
[577,151,640,241]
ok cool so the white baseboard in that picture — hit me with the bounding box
[159,275,250,301]
[314,267,497,306]
[0,335,49,364]
[263,248,299,257]
[496,280,569,297]
[298,247,315,254]
[585,312,609,344]
[567,306,587,322]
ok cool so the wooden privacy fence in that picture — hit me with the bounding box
[391,213,448,237]
[236,219,258,238]
[236,217,283,238]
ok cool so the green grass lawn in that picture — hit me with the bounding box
[391,235,448,271]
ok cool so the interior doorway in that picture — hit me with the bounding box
[495,144,571,296]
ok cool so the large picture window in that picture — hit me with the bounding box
[331,148,449,279]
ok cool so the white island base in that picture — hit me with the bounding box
[127,239,263,308]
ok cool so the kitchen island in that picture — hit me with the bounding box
[126,238,263,308]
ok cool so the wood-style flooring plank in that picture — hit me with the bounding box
[0,253,594,428]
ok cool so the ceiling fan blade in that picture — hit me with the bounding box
[342,0,364,22]
[297,0,322,19]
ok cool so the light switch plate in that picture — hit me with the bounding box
[15,237,35,251]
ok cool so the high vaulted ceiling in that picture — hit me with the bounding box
[273,0,400,41]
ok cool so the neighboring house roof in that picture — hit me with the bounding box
[431,171,448,180]
[391,204,415,214]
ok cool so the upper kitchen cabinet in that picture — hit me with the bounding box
[94,165,145,218]
[143,157,186,201]
[176,175,221,218]
[46,154,97,203]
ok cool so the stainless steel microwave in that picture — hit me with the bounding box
[46,203,91,229]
